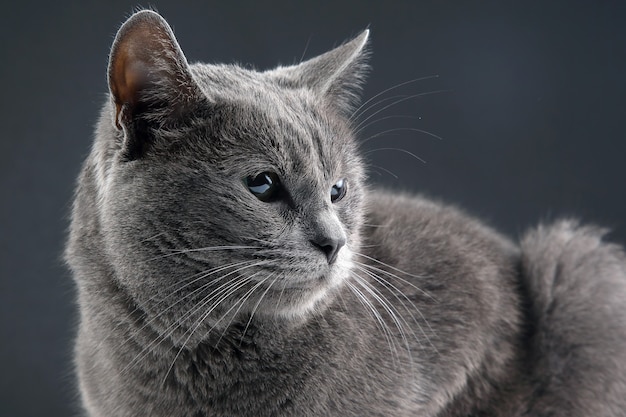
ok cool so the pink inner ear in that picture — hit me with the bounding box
[107,11,199,131]
[123,59,150,103]
[110,48,129,129]
[109,23,157,128]
[115,52,149,119]
[108,12,175,129]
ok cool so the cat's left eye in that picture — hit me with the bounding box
[330,179,347,203]
[244,172,282,202]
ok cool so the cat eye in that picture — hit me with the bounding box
[330,179,347,203]
[244,172,282,202]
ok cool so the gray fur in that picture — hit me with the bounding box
[66,10,626,416]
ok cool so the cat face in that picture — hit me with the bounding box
[95,11,369,345]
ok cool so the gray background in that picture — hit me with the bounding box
[1,1,625,416]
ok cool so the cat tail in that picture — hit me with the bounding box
[519,220,626,417]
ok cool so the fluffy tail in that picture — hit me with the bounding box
[520,220,626,416]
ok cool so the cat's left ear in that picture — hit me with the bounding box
[271,30,370,118]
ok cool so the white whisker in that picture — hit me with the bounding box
[123,274,253,376]
[122,261,269,376]
[273,275,290,317]
[355,114,423,135]
[161,272,264,384]
[123,261,264,350]
[351,273,415,362]
[147,245,261,262]
[95,260,259,355]
[239,272,279,345]
[354,252,430,281]
[345,280,399,364]
[366,163,399,179]
[354,264,437,353]
[353,90,449,132]
[364,147,426,164]
[353,258,440,349]
[355,260,437,303]
[350,75,440,122]
[362,127,444,144]
[212,275,273,348]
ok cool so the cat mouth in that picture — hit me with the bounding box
[285,262,344,283]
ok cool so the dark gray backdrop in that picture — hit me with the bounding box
[1,1,625,416]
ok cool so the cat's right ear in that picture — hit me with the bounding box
[108,10,202,158]
[270,30,370,118]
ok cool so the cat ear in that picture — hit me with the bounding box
[108,10,202,156]
[272,30,370,118]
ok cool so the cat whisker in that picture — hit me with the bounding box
[362,127,444,144]
[353,264,437,353]
[211,273,276,348]
[206,274,276,349]
[146,245,262,262]
[165,245,263,254]
[361,223,390,228]
[358,243,383,248]
[354,94,411,124]
[125,259,260,325]
[353,260,440,347]
[147,260,260,309]
[140,232,167,243]
[354,114,423,136]
[366,163,399,179]
[364,147,426,164]
[353,257,437,303]
[186,273,264,342]
[273,275,291,317]
[350,273,416,364]
[161,274,261,384]
[350,75,440,122]
[119,261,265,350]
[298,34,312,64]
[336,286,350,313]
[165,265,269,341]
[242,236,278,246]
[123,262,270,376]
[344,280,400,365]
[354,252,427,280]
[123,273,255,376]
[353,89,449,133]
[239,273,280,345]
[94,260,259,355]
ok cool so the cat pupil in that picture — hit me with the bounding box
[245,172,281,202]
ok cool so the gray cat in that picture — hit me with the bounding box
[65,10,626,417]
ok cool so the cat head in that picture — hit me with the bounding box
[93,10,369,344]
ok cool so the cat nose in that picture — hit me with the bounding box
[310,233,346,265]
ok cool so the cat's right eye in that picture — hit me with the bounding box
[244,172,282,202]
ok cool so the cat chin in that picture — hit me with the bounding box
[270,284,339,321]
[269,250,354,320]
